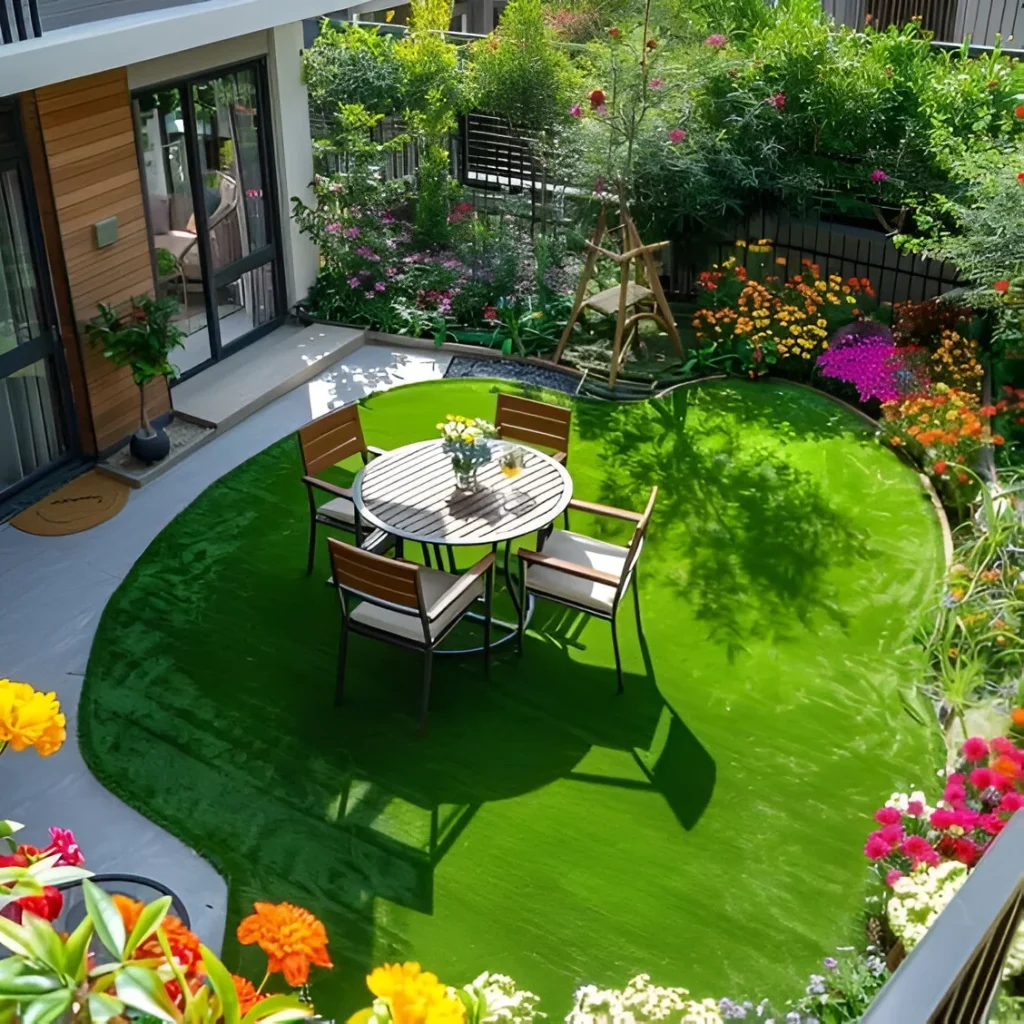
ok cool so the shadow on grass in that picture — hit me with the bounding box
[575,384,869,660]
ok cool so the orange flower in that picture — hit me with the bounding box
[232,975,267,1015]
[366,963,464,1024]
[113,895,203,976]
[992,755,1019,779]
[1016,105,1024,118]
[237,902,332,987]
[1011,708,1024,727]
[993,434,1005,445]
[994,280,1011,293]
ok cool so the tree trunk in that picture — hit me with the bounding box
[138,383,151,435]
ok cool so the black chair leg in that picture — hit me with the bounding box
[306,514,317,576]
[419,650,434,733]
[422,544,432,567]
[633,573,644,636]
[611,615,624,694]
[446,546,458,574]
[335,623,350,706]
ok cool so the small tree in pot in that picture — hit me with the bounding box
[87,295,185,464]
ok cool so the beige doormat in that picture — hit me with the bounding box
[11,470,130,536]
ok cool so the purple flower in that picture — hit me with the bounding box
[705,33,727,47]
[870,168,889,183]
[344,226,361,238]
[649,77,664,90]
[356,245,380,262]
[382,212,396,224]
[325,222,341,234]
[374,281,387,292]
[669,128,687,144]
[823,957,838,970]
[816,322,927,402]
[570,104,583,118]
[348,276,360,288]
[596,103,608,116]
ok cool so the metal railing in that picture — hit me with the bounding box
[863,810,1024,1023]
[0,0,41,42]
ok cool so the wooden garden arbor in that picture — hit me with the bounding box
[551,201,682,386]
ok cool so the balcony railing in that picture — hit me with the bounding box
[0,0,209,41]
[0,0,41,42]
[863,810,1024,1023]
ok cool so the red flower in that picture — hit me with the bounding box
[608,27,620,38]
[980,404,998,416]
[0,852,28,868]
[901,835,939,867]
[953,807,980,831]
[994,280,1011,293]
[963,736,990,761]
[978,813,1005,836]
[864,832,892,860]
[933,460,948,475]
[589,89,606,110]
[953,838,979,865]
[930,808,956,829]
[646,37,657,48]
[874,806,902,826]
[17,886,63,921]
[999,791,1024,813]
[1017,173,1024,183]
[969,767,995,790]
[1016,105,1024,118]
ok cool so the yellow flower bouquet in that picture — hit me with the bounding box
[0,678,66,759]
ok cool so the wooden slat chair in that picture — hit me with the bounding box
[516,487,657,693]
[329,538,494,731]
[298,404,391,574]
[495,393,572,528]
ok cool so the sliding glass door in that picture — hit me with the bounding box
[0,102,72,502]
[134,60,284,382]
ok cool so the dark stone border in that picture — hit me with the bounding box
[443,356,581,396]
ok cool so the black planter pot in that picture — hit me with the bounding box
[130,426,171,464]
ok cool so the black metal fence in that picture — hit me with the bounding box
[821,0,1024,46]
[0,0,41,42]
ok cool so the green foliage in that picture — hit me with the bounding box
[472,0,581,134]
[302,20,405,126]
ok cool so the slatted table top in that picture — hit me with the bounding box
[353,439,573,546]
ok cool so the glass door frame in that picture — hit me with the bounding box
[132,57,288,385]
[0,99,78,504]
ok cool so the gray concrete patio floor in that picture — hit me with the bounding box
[0,342,450,951]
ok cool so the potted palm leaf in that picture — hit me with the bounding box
[87,295,185,463]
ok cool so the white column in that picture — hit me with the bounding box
[267,22,319,309]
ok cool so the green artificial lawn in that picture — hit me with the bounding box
[81,377,945,1015]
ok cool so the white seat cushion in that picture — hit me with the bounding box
[350,567,484,644]
[318,495,356,526]
[526,530,628,614]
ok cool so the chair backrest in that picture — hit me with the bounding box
[495,393,571,456]
[328,538,423,616]
[619,487,658,597]
[299,404,368,478]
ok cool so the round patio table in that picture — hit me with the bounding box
[353,438,573,653]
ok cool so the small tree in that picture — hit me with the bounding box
[86,295,185,436]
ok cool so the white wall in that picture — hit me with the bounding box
[127,31,268,89]
[267,21,319,308]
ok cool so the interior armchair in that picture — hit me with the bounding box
[516,488,658,692]
[328,538,495,731]
[297,404,390,573]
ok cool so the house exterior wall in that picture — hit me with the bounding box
[33,68,167,452]
[126,31,268,89]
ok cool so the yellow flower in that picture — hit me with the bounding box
[366,964,464,1024]
[0,679,65,757]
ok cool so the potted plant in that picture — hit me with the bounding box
[86,295,185,464]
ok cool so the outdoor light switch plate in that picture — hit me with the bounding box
[94,216,118,248]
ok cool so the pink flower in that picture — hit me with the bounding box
[668,128,687,144]
[884,869,904,887]
[864,832,892,860]
[649,78,664,90]
[705,33,728,47]
[47,828,83,867]
[943,782,967,807]
[382,212,396,224]
[348,276,360,288]
[931,808,957,830]
[947,772,965,785]
[954,838,979,865]
[765,92,786,110]
[969,767,995,790]
[901,835,939,867]
[963,736,989,761]
[596,104,608,116]
[374,282,387,292]
[953,808,979,831]
[978,813,1005,836]
[344,226,361,238]
[870,168,889,183]
[483,306,498,322]
[569,104,583,118]
[999,792,1024,813]
[325,222,341,234]
[907,800,924,817]
[879,823,904,846]
[874,806,902,826]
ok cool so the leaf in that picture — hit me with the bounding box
[64,915,95,983]
[115,965,181,1023]
[124,895,171,958]
[0,822,23,840]
[200,944,240,1024]
[88,992,125,1022]
[343,1010,374,1024]
[0,974,63,997]
[35,866,91,888]
[82,879,126,959]
[0,916,35,958]
[20,912,63,972]
[21,989,72,1024]
[243,996,314,1024]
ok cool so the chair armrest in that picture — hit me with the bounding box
[302,476,353,501]
[552,450,567,464]
[567,498,642,522]
[367,445,389,459]
[426,552,495,620]
[518,548,621,587]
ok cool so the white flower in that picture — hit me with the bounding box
[567,976,724,1024]
[463,973,544,1024]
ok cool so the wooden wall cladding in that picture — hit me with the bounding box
[34,68,167,452]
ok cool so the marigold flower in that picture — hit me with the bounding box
[114,895,203,976]
[237,902,332,987]
[994,280,1011,293]
[1016,105,1024,118]
[992,755,1020,780]
[232,975,266,1015]
[1012,708,1024,726]
[0,679,65,757]
[366,963,464,1024]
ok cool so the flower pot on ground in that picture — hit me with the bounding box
[86,295,185,465]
